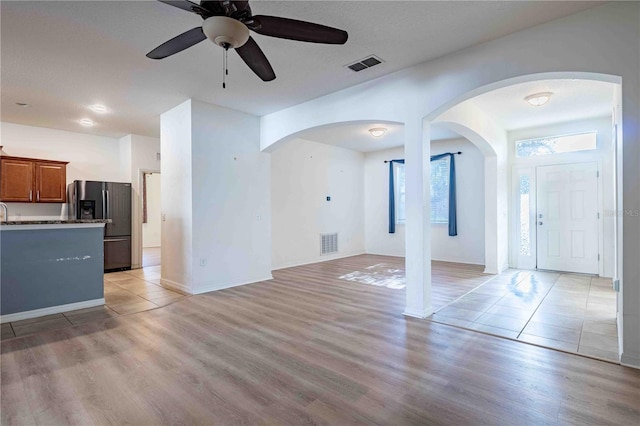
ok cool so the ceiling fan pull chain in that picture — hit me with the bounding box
[222,43,230,89]
[222,48,226,89]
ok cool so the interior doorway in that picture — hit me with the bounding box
[536,162,599,274]
[142,172,161,267]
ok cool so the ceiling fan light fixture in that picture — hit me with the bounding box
[525,92,553,107]
[202,16,250,48]
[369,127,387,138]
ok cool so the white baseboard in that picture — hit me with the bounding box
[272,251,366,271]
[160,278,191,295]
[403,306,433,319]
[620,352,640,369]
[193,275,274,294]
[364,250,405,258]
[1,298,105,324]
[431,256,485,266]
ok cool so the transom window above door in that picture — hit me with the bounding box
[515,131,596,158]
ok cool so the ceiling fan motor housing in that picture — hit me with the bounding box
[202,16,250,48]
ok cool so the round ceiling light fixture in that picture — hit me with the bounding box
[525,92,553,107]
[16,102,31,108]
[89,104,109,113]
[79,118,96,127]
[202,16,250,48]
[369,127,387,138]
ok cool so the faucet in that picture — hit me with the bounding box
[0,202,7,224]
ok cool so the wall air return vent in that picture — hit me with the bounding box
[346,55,384,72]
[320,233,339,255]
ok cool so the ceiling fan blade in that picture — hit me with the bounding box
[147,27,207,59]
[235,37,276,81]
[157,0,210,16]
[250,15,348,44]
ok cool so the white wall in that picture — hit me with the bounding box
[433,102,509,273]
[271,138,365,269]
[431,139,485,264]
[160,99,271,294]
[364,140,485,265]
[0,122,123,219]
[160,100,193,292]
[364,146,405,257]
[508,115,615,277]
[190,100,272,293]
[143,172,161,248]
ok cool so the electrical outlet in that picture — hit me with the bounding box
[256,213,262,221]
[199,258,207,267]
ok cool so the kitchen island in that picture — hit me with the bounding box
[0,220,110,322]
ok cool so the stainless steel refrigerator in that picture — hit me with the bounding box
[69,180,132,271]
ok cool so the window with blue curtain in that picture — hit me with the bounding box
[388,153,457,236]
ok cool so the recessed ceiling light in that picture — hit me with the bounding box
[88,104,108,113]
[79,118,96,127]
[16,102,31,108]
[369,127,387,137]
[525,92,553,107]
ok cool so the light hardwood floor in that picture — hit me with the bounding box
[1,255,639,425]
[142,246,161,267]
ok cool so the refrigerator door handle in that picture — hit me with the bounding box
[106,190,110,219]
[102,190,106,218]
[104,238,128,243]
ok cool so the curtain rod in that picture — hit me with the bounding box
[383,152,462,163]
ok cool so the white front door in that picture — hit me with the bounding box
[536,162,599,274]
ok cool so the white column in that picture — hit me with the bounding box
[403,117,432,318]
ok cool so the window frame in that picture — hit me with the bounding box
[430,156,450,224]
[515,131,597,158]
[394,162,406,225]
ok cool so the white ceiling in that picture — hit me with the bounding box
[296,79,615,153]
[467,79,615,131]
[0,1,603,139]
[298,122,405,153]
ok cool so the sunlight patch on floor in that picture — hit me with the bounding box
[339,263,405,289]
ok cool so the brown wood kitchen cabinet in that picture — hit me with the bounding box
[0,155,68,203]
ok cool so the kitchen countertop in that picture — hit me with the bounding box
[2,219,112,225]
[0,219,112,231]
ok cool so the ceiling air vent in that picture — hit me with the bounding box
[346,55,384,72]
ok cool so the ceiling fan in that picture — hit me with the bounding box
[147,0,348,83]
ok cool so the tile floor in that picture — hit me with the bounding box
[429,269,619,362]
[1,264,185,340]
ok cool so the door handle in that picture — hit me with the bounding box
[37,190,40,202]
[539,221,543,226]
[104,238,128,243]
[29,190,32,202]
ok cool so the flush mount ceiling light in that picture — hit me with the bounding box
[88,104,109,113]
[15,102,31,108]
[525,92,553,107]
[79,118,96,127]
[369,127,387,137]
